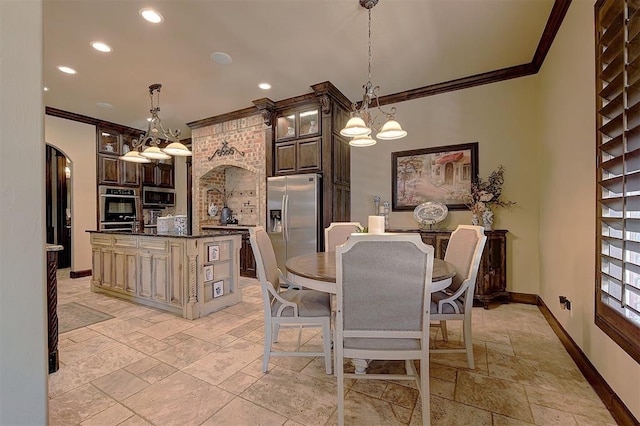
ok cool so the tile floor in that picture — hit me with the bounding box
[49,273,617,425]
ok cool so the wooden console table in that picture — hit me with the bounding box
[388,229,508,308]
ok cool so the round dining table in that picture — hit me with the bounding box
[285,251,457,294]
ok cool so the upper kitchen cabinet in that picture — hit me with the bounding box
[263,81,354,226]
[97,127,141,187]
[142,156,174,188]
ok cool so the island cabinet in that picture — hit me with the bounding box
[388,228,508,308]
[89,231,242,319]
[200,226,256,278]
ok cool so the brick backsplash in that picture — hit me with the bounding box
[192,114,266,230]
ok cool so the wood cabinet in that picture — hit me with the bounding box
[264,82,354,244]
[389,228,508,308]
[90,232,242,319]
[142,158,174,188]
[240,231,256,278]
[97,127,141,187]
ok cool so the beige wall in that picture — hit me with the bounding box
[351,77,541,295]
[537,0,640,419]
[0,0,49,422]
[45,115,97,273]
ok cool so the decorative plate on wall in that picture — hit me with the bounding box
[413,202,448,228]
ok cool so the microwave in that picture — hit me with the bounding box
[143,187,175,207]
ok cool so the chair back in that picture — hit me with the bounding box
[248,226,280,311]
[336,233,434,341]
[324,222,363,252]
[442,225,487,310]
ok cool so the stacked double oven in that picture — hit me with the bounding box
[98,185,140,231]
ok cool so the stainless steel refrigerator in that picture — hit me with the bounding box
[267,173,322,272]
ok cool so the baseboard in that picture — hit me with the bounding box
[537,297,638,425]
[508,291,538,305]
[70,269,92,279]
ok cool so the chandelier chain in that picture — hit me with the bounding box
[368,7,372,83]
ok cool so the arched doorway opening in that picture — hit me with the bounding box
[46,144,72,269]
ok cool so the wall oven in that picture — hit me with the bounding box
[99,185,140,231]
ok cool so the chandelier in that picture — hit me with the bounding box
[340,0,407,147]
[120,84,192,163]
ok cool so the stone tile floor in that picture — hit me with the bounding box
[49,273,616,425]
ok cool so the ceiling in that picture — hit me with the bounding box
[44,0,556,139]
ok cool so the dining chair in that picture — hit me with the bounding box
[248,226,333,374]
[324,222,363,252]
[431,225,486,369]
[335,233,434,426]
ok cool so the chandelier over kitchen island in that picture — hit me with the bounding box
[120,83,192,163]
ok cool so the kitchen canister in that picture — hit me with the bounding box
[157,215,174,235]
[174,215,187,235]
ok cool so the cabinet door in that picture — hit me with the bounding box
[113,250,137,293]
[157,163,174,188]
[297,138,321,172]
[139,251,169,301]
[99,154,120,185]
[275,142,296,175]
[240,232,256,278]
[121,161,140,186]
[142,163,156,186]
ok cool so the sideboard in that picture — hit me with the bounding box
[388,228,508,308]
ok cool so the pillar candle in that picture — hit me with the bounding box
[368,215,385,234]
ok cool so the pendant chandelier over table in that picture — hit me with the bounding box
[119,83,192,163]
[340,0,407,147]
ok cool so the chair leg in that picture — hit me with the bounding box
[273,323,280,343]
[336,342,345,426]
[463,317,474,369]
[420,351,430,425]
[263,322,273,373]
[440,320,448,341]
[322,320,332,374]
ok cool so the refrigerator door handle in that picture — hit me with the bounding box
[282,194,288,242]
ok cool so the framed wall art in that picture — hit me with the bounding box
[213,280,224,298]
[207,245,220,262]
[203,265,214,282]
[392,142,478,211]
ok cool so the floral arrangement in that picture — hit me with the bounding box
[465,165,516,217]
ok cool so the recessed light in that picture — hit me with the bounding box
[140,8,163,23]
[259,83,271,90]
[91,41,112,53]
[44,87,49,92]
[57,66,77,74]
[210,52,232,65]
[96,102,113,109]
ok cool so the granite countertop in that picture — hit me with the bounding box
[87,230,245,238]
[200,224,256,230]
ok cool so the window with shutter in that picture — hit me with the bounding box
[596,0,640,363]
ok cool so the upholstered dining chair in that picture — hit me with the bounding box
[248,226,333,374]
[324,222,363,252]
[335,233,434,426]
[431,225,486,369]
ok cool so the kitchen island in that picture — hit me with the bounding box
[88,230,243,319]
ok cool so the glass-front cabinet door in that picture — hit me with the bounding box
[276,107,320,141]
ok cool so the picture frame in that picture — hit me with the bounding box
[392,142,479,211]
[203,265,214,282]
[207,245,220,262]
[213,280,224,298]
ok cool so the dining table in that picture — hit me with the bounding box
[285,251,457,374]
[285,251,457,295]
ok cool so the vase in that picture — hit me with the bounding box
[471,213,480,226]
[482,209,494,231]
[220,206,232,225]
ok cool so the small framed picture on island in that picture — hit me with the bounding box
[203,265,213,282]
[213,280,224,298]
[207,245,220,262]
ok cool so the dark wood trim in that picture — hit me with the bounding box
[373,0,572,108]
[508,291,538,305]
[595,305,640,364]
[530,0,572,72]
[69,269,92,279]
[46,107,143,135]
[538,298,639,426]
[186,105,259,129]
